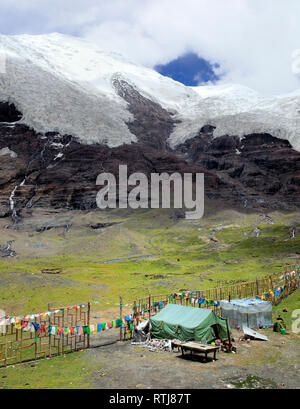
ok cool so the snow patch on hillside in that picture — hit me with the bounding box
[0,33,299,151]
[168,84,300,150]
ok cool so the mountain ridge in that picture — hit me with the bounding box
[0,33,299,151]
[0,33,300,219]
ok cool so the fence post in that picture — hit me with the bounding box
[269,275,273,290]
[87,302,90,349]
[47,303,52,358]
[62,308,65,354]
[4,330,7,367]
[120,296,123,341]
[148,295,151,320]
[226,319,232,350]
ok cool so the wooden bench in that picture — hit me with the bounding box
[173,341,219,361]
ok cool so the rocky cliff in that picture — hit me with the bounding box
[0,33,299,221]
[0,99,299,222]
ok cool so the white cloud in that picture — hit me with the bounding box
[0,0,300,95]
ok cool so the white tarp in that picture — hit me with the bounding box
[220,298,272,329]
[242,326,269,341]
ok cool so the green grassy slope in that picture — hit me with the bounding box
[0,205,299,315]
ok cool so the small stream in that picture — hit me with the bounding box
[98,255,157,264]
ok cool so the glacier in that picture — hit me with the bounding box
[0,32,299,151]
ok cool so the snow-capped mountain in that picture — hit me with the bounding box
[0,33,300,219]
[0,33,299,151]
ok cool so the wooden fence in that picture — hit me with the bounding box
[0,303,90,368]
[131,266,300,321]
[1,264,299,367]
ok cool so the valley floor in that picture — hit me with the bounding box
[0,312,299,389]
[0,202,299,388]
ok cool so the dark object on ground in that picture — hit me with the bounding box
[41,268,62,275]
[222,339,235,352]
[273,316,286,333]
[90,222,118,230]
[259,323,274,329]
[133,320,151,343]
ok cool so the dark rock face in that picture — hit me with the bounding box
[0,102,23,122]
[0,83,300,221]
[0,241,15,257]
[176,129,300,209]
[0,121,219,219]
[112,77,177,150]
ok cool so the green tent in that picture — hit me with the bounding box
[150,304,232,343]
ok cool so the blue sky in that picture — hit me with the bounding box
[155,53,220,86]
[0,0,299,95]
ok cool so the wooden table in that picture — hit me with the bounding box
[173,341,219,361]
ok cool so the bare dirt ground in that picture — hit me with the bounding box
[86,328,300,389]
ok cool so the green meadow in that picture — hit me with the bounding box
[0,204,299,316]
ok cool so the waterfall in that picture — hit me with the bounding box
[9,178,26,222]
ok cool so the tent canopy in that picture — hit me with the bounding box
[150,304,231,343]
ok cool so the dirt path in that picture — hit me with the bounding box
[86,329,300,389]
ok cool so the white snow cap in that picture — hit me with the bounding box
[0,33,299,151]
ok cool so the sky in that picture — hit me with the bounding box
[0,0,299,95]
[155,53,220,86]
